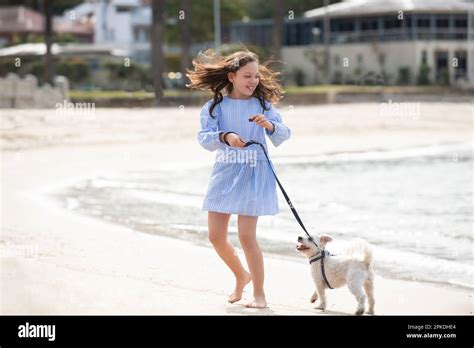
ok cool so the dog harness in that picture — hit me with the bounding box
[309,250,335,289]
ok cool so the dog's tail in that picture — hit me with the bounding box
[344,239,373,266]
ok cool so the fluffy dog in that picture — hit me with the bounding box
[296,234,375,315]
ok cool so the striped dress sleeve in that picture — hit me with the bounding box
[264,102,291,147]
[197,100,222,151]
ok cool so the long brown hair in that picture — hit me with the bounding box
[186,49,284,117]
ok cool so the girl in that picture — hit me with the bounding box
[186,49,291,308]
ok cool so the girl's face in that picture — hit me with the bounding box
[228,61,260,98]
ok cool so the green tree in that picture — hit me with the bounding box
[398,66,411,85]
[417,64,431,85]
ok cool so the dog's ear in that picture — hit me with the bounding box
[319,234,333,245]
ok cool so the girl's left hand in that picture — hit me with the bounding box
[249,114,274,132]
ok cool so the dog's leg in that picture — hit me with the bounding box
[364,277,375,315]
[347,278,366,315]
[310,289,318,303]
[315,283,326,310]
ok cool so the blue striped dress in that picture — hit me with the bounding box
[198,95,291,216]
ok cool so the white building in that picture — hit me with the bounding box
[64,0,142,49]
[229,0,474,87]
[129,5,152,64]
[63,1,198,65]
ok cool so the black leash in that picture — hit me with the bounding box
[243,139,334,289]
[244,140,310,237]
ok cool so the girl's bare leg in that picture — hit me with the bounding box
[208,211,251,303]
[237,215,267,308]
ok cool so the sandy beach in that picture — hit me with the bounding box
[1,102,473,315]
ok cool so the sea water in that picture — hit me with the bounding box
[51,143,473,291]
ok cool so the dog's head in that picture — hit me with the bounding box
[296,234,333,258]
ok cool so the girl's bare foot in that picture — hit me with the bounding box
[245,294,267,308]
[228,271,251,303]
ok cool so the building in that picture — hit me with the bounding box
[63,0,162,64]
[130,5,151,64]
[0,6,93,47]
[228,0,474,87]
[62,0,210,65]
[63,0,143,47]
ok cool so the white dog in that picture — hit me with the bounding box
[296,234,375,315]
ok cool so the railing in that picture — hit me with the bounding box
[230,25,472,46]
[309,28,469,44]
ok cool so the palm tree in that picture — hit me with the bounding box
[179,0,191,88]
[151,0,166,103]
[44,0,54,85]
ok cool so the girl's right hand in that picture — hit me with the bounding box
[225,133,246,148]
